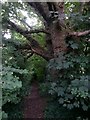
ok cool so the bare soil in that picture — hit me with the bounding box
[23,81,46,119]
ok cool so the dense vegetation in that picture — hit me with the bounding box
[45,3,90,119]
[1,1,90,120]
[46,39,89,119]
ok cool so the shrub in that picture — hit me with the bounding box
[46,39,89,119]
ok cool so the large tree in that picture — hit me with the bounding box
[2,1,90,61]
[2,2,90,118]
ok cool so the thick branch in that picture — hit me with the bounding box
[5,20,49,35]
[5,20,52,60]
[24,29,50,34]
[28,2,49,22]
[69,30,90,37]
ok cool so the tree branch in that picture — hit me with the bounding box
[69,30,90,37]
[4,19,49,34]
[5,20,52,60]
[27,2,49,22]
[24,29,50,34]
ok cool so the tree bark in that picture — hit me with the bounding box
[48,2,67,58]
[50,22,67,58]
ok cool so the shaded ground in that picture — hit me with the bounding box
[23,81,46,119]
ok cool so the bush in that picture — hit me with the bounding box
[44,100,79,119]
[46,39,90,119]
[2,44,29,119]
[39,83,50,96]
[1,66,28,118]
[26,55,47,82]
[49,75,89,111]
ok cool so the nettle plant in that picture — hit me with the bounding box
[47,39,90,111]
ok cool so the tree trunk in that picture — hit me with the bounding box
[47,2,67,59]
[46,2,67,80]
[50,22,67,58]
[47,22,67,81]
[28,2,67,61]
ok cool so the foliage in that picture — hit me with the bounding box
[39,82,50,96]
[44,100,76,119]
[44,100,89,120]
[47,37,90,118]
[2,66,28,105]
[65,2,90,30]
[2,102,23,120]
[0,111,8,120]
[49,76,89,111]
[47,7,90,117]
[26,55,47,82]
[1,1,46,118]
[2,2,43,30]
[1,35,29,119]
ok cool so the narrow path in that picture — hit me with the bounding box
[23,81,46,119]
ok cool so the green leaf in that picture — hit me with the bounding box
[82,105,88,111]
[58,98,64,104]
[73,102,79,107]
[67,104,74,109]
[71,43,78,49]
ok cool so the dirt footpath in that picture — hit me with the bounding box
[23,82,46,119]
